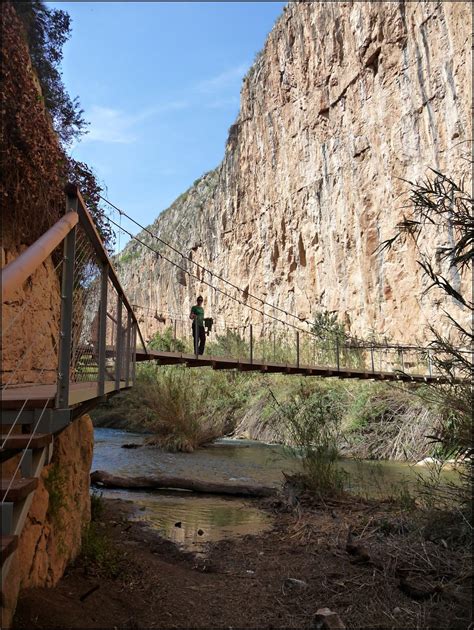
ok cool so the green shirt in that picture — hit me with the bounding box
[191,305,204,326]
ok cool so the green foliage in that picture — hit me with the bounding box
[149,327,186,352]
[272,382,347,497]
[66,158,115,251]
[90,490,105,522]
[121,364,250,451]
[381,166,473,513]
[311,310,347,343]
[207,329,248,358]
[14,1,87,145]
[119,250,140,265]
[80,523,121,578]
[45,463,67,525]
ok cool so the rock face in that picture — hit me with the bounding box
[1,415,94,628]
[1,6,94,626]
[120,1,472,346]
[1,246,61,385]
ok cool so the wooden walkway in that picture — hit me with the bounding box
[135,349,442,384]
[1,381,129,409]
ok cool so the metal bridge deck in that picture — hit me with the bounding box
[1,381,130,409]
[135,349,440,383]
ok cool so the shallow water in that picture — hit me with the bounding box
[92,428,457,552]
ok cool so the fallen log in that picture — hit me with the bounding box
[90,470,277,498]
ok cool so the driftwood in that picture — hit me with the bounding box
[90,470,277,498]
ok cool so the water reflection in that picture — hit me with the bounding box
[101,488,272,554]
[93,429,459,550]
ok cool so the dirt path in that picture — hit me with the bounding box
[13,497,472,629]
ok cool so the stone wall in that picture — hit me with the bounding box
[1,415,94,628]
[119,1,472,345]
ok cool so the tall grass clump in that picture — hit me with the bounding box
[271,382,348,497]
[123,363,251,452]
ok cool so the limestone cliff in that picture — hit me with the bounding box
[119,1,472,345]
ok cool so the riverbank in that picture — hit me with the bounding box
[14,495,472,629]
[92,370,446,462]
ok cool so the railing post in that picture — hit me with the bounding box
[125,310,132,387]
[131,323,137,385]
[370,344,375,373]
[400,347,405,372]
[250,324,253,365]
[56,208,77,409]
[428,350,433,377]
[97,264,108,398]
[115,296,123,389]
[296,331,300,368]
[336,337,340,372]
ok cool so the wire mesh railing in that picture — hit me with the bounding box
[136,308,450,379]
[55,185,146,407]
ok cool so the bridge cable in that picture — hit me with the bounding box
[105,214,310,333]
[99,195,309,326]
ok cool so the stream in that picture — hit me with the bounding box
[92,428,456,554]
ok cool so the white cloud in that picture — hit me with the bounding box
[82,100,191,145]
[206,96,240,109]
[196,63,249,95]
[84,106,138,144]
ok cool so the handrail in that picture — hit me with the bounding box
[1,211,79,301]
[64,184,148,355]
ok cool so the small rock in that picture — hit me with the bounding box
[393,607,401,615]
[174,521,182,528]
[197,528,204,536]
[312,608,345,630]
[284,577,308,589]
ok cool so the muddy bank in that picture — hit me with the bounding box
[13,496,472,629]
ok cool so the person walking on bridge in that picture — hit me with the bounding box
[190,295,206,355]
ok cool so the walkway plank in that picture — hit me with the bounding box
[1,535,18,564]
[135,349,440,383]
[0,477,38,502]
[1,381,129,410]
[0,433,52,452]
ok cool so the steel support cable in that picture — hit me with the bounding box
[104,201,450,356]
[99,195,309,326]
[106,215,308,333]
[103,202,471,363]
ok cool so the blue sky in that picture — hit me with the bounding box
[49,1,286,249]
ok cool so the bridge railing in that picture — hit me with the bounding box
[56,185,146,407]
[1,184,147,410]
[138,309,448,378]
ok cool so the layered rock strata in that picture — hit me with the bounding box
[120,1,472,345]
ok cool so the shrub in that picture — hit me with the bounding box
[272,382,347,497]
[149,326,186,352]
[80,523,121,578]
[125,364,247,451]
[14,0,87,145]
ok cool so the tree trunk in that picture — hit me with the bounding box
[90,470,277,498]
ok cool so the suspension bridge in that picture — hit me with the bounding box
[0,185,454,584]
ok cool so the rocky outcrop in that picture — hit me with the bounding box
[120,1,472,345]
[1,415,94,628]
